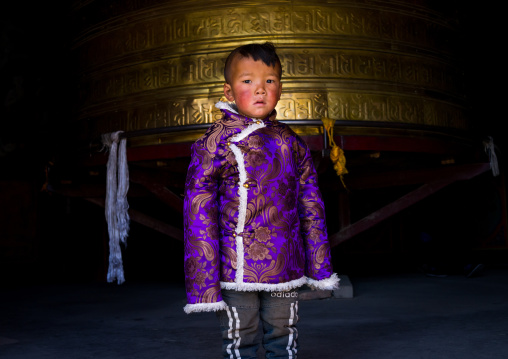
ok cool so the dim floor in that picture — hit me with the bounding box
[1,266,508,359]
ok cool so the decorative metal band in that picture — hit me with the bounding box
[78,49,462,107]
[74,3,459,71]
[71,1,471,145]
[77,91,468,144]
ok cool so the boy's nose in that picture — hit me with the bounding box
[255,86,266,95]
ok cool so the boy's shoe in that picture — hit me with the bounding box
[464,264,484,278]
[420,264,448,278]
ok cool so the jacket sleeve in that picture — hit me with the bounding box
[183,138,227,314]
[296,138,340,290]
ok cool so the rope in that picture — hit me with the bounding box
[322,117,348,188]
[102,131,130,284]
[484,136,499,177]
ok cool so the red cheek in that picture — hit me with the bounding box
[235,91,252,106]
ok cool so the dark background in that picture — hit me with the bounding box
[0,2,506,285]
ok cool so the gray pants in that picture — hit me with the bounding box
[216,289,299,359]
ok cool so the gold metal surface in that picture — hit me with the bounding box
[71,0,469,147]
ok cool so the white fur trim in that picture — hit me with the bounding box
[230,144,246,284]
[236,186,248,233]
[221,276,308,292]
[228,122,266,286]
[230,145,247,201]
[215,101,239,114]
[184,300,227,314]
[234,235,245,284]
[306,273,340,290]
[230,122,265,143]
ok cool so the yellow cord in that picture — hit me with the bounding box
[322,117,348,188]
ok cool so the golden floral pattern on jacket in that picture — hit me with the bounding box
[184,109,335,307]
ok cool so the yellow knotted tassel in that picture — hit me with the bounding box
[322,117,348,188]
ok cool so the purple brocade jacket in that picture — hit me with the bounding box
[183,104,339,314]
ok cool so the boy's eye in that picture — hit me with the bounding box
[243,80,251,83]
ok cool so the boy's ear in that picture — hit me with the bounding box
[223,83,235,102]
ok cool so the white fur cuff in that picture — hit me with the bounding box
[306,273,340,290]
[183,300,227,314]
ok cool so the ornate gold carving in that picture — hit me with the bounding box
[79,49,461,108]
[277,93,329,120]
[78,91,467,146]
[327,93,466,129]
[76,5,456,70]
[72,1,469,145]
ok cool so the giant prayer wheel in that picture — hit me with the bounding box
[64,0,498,256]
[70,0,472,152]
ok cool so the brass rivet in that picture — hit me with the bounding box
[227,142,231,146]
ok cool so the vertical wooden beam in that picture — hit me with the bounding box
[338,192,351,229]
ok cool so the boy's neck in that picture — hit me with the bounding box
[215,100,275,122]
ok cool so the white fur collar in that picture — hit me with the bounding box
[215,100,239,114]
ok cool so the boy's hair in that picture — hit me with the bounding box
[224,42,282,83]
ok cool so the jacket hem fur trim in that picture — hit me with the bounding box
[306,272,340,290]
[183,300,228,314]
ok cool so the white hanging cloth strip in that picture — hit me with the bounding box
[484,136,499,177]
[102,131,130,284]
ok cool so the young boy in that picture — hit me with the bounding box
[183,42,339,358]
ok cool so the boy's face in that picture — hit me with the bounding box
[223,56,282,120]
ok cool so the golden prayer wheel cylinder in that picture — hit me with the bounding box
[70,0,470,151]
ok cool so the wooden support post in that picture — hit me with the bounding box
[338,191,351,229]
[129,167,184,214]
[330,181,450,247]
[329,163,491,247]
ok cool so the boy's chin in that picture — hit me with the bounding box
[240,110,273,120]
